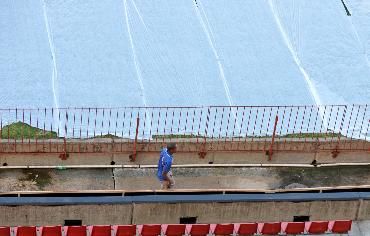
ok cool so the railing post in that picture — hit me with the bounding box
[130,116,140,162]
[59,110,69,160]
[268,115,279,161]
[199,107,210,158]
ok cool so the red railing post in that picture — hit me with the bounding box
[130,116,140,162]
[268,115,279,161]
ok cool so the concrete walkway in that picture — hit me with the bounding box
[2,165,370,191]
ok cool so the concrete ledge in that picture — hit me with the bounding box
[1,192,370,225]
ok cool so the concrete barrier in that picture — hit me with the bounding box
[0,139,368,166]
[0,199,367,226]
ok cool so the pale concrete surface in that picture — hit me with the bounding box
[0,168,113,191]
[2,166,370,191]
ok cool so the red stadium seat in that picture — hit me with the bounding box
[330,220,352,234]
[91,225,111,236]
[214,224,234,235]
[189,224,210,236]
[15,226,37,236]
[164,224,186,236]
[236,223,257,235]
[306,221,329,234]
[0,227,11,236]
[41,226,62,236]
[259,222,281,235]
[282,222,305,234]
[66,226,87,236]
[116,225,137,236]
[140,225,161,236]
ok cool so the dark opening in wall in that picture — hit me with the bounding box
[180,216,197,224]
[2,163,8,166]
[294,215,310,222]
[110,161,116,165]
[64,220,82,226]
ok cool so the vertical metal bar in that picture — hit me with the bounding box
[283,107,293,150]
[210,107,218,150]
[243,107,253,150]
[263,107,273,151]
[335,105,347,150]
[268,115,279,161]
[304,106,314,146]
[79,108,83,153]
[101,108,105,137]
[169,109,175,142]
[21,109,25,152]
[356,105,368,150]
[223,107,232,150]
[29,110,32,152]
[43,108,46,152]
[72,108,76,140]
[142,108,147,141]
[132,116,140,162]
[64,109,68,156]
[196,108,203,145]
[236,107,246,150]
[231,107,239,143]
[7,109,10,147]
[217,107,225,151]
[162,108,168,145]
[14,108,17,152]
[184,108,189,137]
[289,106,300,150]
[108,108,112,136]
[258,107,266,138]
[128,108,133,143]
[94,108,98,138]
[148,108,154,144]
[50,108,53,153]
[294,106,305,151]
[329,106,341,148]
[251,107,259,150]
[87,108,91,138]
[36,108,39,151]
[177,108,182,137]
[115,109,119,137]
[317,106,328,150]
[58,110,61,137]
[203,107,211,153]
[277,106,287,150]
[310,106,320,143]
[121,108,127,152]
[349,105,360,149]
[155,108,161,144]
[323,105,334,146]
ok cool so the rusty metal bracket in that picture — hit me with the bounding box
[331,146,340,158]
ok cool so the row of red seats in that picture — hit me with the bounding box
[0,220,352,236]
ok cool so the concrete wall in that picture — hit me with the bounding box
[0,200,368,226]
[0,205,132,226]
[0,139,369,166]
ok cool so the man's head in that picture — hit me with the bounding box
[167,142,177,154]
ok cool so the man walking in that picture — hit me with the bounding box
[157,143,177,190]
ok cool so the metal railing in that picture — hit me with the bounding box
[0,105,368,155]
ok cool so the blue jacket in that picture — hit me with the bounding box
[157,148,173,181]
